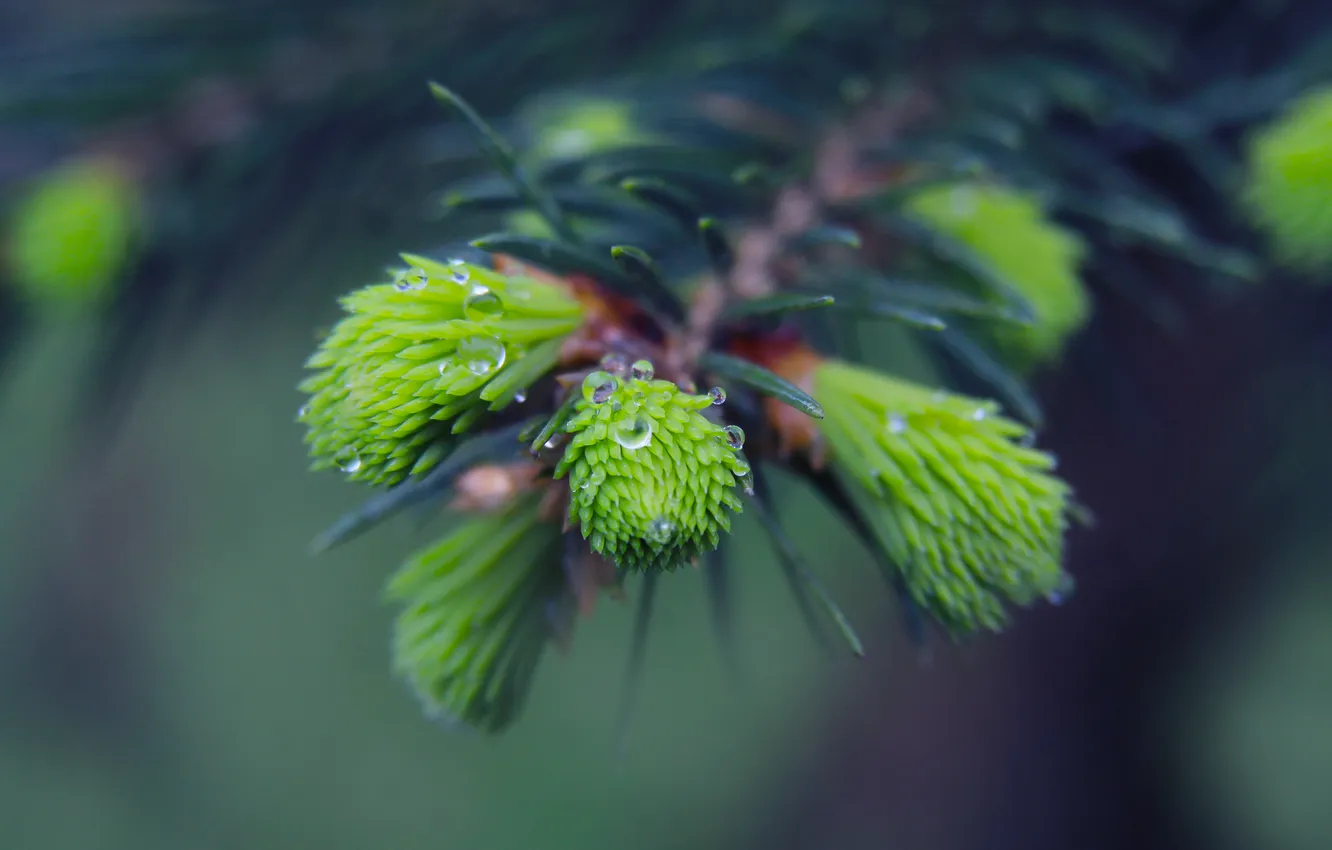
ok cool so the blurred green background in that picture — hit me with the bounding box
[4,2,1332,850]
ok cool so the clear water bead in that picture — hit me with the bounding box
[971,408,988,421]
[446,258,470,283]
[336,449,362,473]
[457,335,506,376]
[462,286,503,320]
[708,386,726,405]
[1047,573,1076,606]
[582,370,620,404]
[611,414,653,449]
[646,517,676,545]
[630,359,655,381]
[733,458,754,495]
[395,267,428,292]
[514,390,528,404]
[599,352,629,376]
[296,404,309,420]
[722,424,745,450]
[887,413,907,434]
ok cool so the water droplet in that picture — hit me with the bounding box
[646,517,676,545]
[722,425,745,450]
[971,408,988,421]
[1047,452,1059,471]
[733,459,754,495]
[1047,573,1075,606]
[887,413,907,434]
[463,286,502,320]
[630,359,655,381]
[543,436,561,451]
[1018,432,1036,448]
[599,352,629,376]
[296,404,309,420]
[611,414,653,449]
[457,335,506,376]
[395,267,428,292]
[708,387,727,405]
[582,370,620,404]
[336,449,362,473]
[514,390,528,404]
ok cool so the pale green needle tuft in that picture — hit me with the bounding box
[905,181,1090,369]
[1243,85,1332,276]
[554,361,750,572]
[6,157,141,311]
[524,95,656,162]
[814,359,1073,634]
[298,255,584,486]
[387,492,565,733]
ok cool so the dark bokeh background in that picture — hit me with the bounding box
[4,3,1332,850]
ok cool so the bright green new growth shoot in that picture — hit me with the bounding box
[554,359,751,572]
[1243,85,1332,276]
[524,94,656,162]
[6,157,141,311]
[387,491,564,733]
[814,359,1072,634]
[905,181,1090,368]
[298,255,584,486]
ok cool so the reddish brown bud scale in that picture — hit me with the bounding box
[725,334,829,464]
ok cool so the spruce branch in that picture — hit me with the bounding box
[278,1,1332,735]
